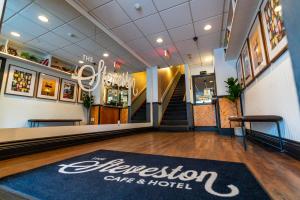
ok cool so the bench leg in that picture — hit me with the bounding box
[276,122,284,152]
[241,125,247,151]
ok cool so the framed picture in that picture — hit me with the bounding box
[36,73,60,100]
[0,57,6,91]
[59,79,77,102]
[261,0,287,62]
[77,86,90,103]
[249,16,268,76]
[241,42,254,86]
[236,57,245,89]
[5,65,37,97]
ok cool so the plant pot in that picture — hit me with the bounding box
[234,127,244,137]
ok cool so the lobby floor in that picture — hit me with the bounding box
[0,132,299,199]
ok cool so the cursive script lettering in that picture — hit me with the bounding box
[58,158,239,197]
[72,60,138,96]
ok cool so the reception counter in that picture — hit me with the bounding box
[90,105,128,125]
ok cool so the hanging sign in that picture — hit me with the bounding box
[72,60,138,96]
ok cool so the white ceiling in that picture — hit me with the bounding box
[75,0,230,67]
[1,0,147,72]
[1,0,230,71]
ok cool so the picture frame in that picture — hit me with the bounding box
[77,86,90,104]
[241,42,254,86]
[36,73,60,100]
[0,57,6,92]
[261,0,287,62]
[236,57,245,89]
[59,79,77,103]
[5,64,37,97]
[248,15,268,77]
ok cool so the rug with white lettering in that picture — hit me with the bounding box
[0,150,270,200]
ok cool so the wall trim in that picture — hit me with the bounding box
[0,127,153,160]
[246,129,300,160]
[160,67,181,102]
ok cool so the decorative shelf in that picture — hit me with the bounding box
[225,0,261,60]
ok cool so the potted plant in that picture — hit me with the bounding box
[224,77,243,136]
[83,93,94,125]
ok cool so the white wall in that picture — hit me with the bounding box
[189,65,214,75]
[214,48,237,96]
[243,51,300,142]
[0,58,87,128]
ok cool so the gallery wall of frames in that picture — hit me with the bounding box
[0,58,87,128]
[237,0,300,142]
[236,0,288,89]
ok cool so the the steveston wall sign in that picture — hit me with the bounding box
[72,59,138,96]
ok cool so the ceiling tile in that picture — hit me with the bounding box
[77,38,105,55]
[69,16,97,37]
[6,0,33,12]
[190,0,223,22]
[77,0,112,11]
[126,37,153,52]
[111,22,143,42]
[35,0,80,22]
[3,7,16,22]
[153,0,188,11]
[27,38,59,52]
[194,15,223,37]
[39,32,71,48]
[51,49,77,62]
[117,0,156,20]
[62,44,88,58]
[160,2,192,29]
[1,23,36,42]
[19,3,64,30]
[52,24,86,43]
[168,23,194,42]
[175,39,198,55]
[135,13,165,36]
[91,1,131,29]
[147,31,172,47]
[5,15,48,37]
[198,31,222,52]
[95,32,117,48]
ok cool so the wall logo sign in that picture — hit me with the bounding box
[72,59,138,96]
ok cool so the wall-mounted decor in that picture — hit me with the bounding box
[241,42,254,86]
[236,57,245,89]
[0,57,6,91]
[36,73,60,100]
[249,16,268,76]
[77,86,90,103]
[261,0,287,62]
[59,79,77,102]
[5,65,37,97]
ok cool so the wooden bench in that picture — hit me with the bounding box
[28,119,82,127]
[228,115,284,151]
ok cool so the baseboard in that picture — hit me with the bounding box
[194,126,219,132]
[0,127,153,161]
[246,129,300,160]
[218,128,234,136]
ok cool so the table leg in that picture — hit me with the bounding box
[276,122,284,152]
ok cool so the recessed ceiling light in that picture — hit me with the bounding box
[205,56,213,62]
[156,38,163,44]
[38,15,49,23]
[204,24,212,31]
[78,60,84,64]
[10,32,21,37]
[103,53,109,57]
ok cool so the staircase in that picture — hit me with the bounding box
[131,101,147,123]
[160,75,189,131]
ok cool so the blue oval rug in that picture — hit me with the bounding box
[0,150,270,200]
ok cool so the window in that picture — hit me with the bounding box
[192,74,216,104]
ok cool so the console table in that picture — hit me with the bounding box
[228,115,284,151]
[28,119,82,127]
